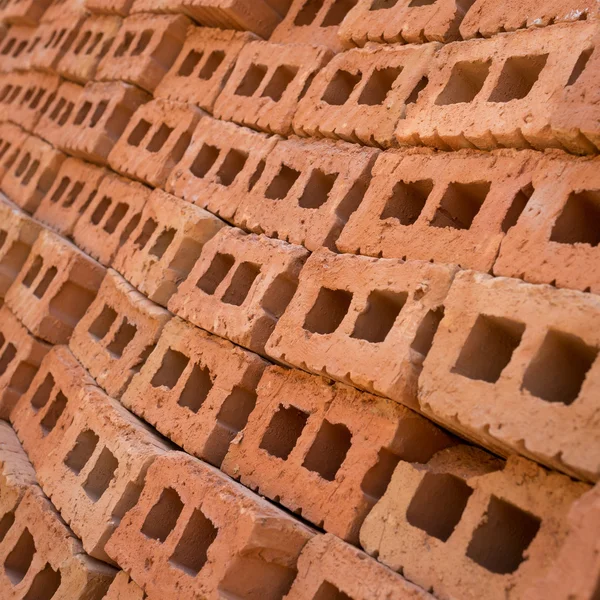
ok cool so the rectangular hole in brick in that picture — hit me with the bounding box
[197,253,235,295]
[298,170,338,209]
[134,218,158,250]
[147,124,173,153]
[0,512,15,543]
[261,274,298,319]
[304,288,353,335]
[302,420,352,481]
[4,528,35,585]
[22,564,61,600]
[405,76,429,106]
[466,496,540,574]
[452,315,525,383]
[0,230,6,250]
[0,142,10,161]
[370,0,399,9]
[199,50,225,80]
[1,241,31,283]
[9,361,39,395]
[361,448,402,504]
[216,149,248,187]
[380,179,434,224]
[322,69,361,105]
[167,238,203,279]
[235,64,268,97]
[522,330,598,405]
[89,101,108,128]
[260,404,309,460]
[64,429,100,474]
[74,30,92,54]
[89,305,118,341]
[21,160,40,187]
[550,190,600,247]
[169,508,218,576]
[567,48,594,86]
[74,101,92,125]
[265,164,301,200]
[30,90,46,110]
[58,102,74,126]
[91,195,112,225]
[488,54,548,103]
[151,348,189,389]
[111,479,144,525]
[322,0,358,26]
[179,50,202,76]
[127,119,151,147]
[30,373,55,411]
[314,581,352,600]
[83,446,119,502]
[435,60,491,105]
[429,181,491,230]
[261,65,298,102]
[190,144,220,179]
[178,363,213,414]
[22,256,43,288]
[40,391,67,435]
[221,262,261,306]
[104,203,129,234]
[132,30,152,56]
[141,487,184,542]
[106,319,137,358]
[0,343,16,376]
[115,31,134,57]
[406,472,473,542]
[358,66,403,105]
[49,282,95,328]
[408,0,437,5]
[15,152,30,177]
[119,214,142,248]
[50,177,70,203]
[33,266,57,299]
[351,290,407,343]
[295,0,324,25]
[50,97,66,120]
[411,307,445,358]
[501,183,534,233]
[149,228,176,259]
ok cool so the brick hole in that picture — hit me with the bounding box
[149,227,176,259]
[33,266,57,299]
[0,142,10,161]
[370,0,399,9]
[134,218,159,250]
[131,30,152,56]
[147,123,173,153]
[351,290,407,343]
[261,65,299,102]
[488,54,548,103]
[49,282,95,328]
[313,581,352,600]
[411,307,445,358]
[361,448,402,503]
[30,89,46,110]
[0,343,16,376]
[265,164,301,200]
[430,181,491,230]
[44,31,56,49]
[111,480,144,525]
[261,274,298,318]
[260,404,309,460]
[21,86,35,106]
[199,50,225,80]
[235,64,268,97]
[83,446,119,502]
[322,0,358,26]
[127,119,151,147]
[295,0,324,25]
[91,195,112,225]
[302,420,352,481]
[0,85,13,102]
[21,160,40,187]
[550,190,600,247]
[74,30,92,54]
[178,364,213,413]
[87,32,104,56]
[178,50,202,76]
[114,31,134,57]
[169,508,218,575]
[141,488,184,542]
[452,315,525,383]
[106,105,131,139]
[0,512,15,543]
[216,149,248,187]
[304,288,352,334]
[298,169,338,209]
[132,343,156,375]
[221,262,261,306]
[406,473,473,542]
[77,188,98,213]
[7,85,22,104]
[190,143,220,179]
[64,429,99,474]
[30,373,55,411]
[501,183,534,233]
[89,305,118,341]
[73,101,92,125]
[119,214,142,248]
[14,152,30,177]
[22,256,43,288]
[39,92,56,116]
[567,48,594,86]
[380,179,434,224]
[89,101,108,128]
[435,60,491,105]
[49,97,66,120]
[196,252,235,295]
[171,131,192,165]
[1,38,14,55]
[4,528,35,585]
[0,230,5,251]
[14,41,27,58]
[322,69,361,105]
[58,102,74,126]
[0,331,4,347]
[40,390,67,435]
[408,0,436,5]
[106,319,137,358]
[50,176,70,203]
[104,203,129,234]
[166,238,203,278]
[22,564,61,600]
[466,496,540,574]
[151,348,189,389]
[359,66,403,105]
[522,330,598,405]
[8,361,38,395]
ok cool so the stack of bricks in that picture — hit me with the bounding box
[0,0,599,598]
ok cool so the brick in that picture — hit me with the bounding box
[62,81,151,165]
[0,0,53,26]
[30,15,86,71]
[105,451,314,600]
[293,42,438,148]
[0,26,40,72]
[72,171,151,267]
[222,366,453,542]
[166,116,279,222]
[122,316,268,467]
[0,307,51,420]
[0,123,29,182]
[234,137,378,250]
[213,41,333,136]
[5,229,105,344]
[108,99,203,188]
[113,188,225,307]
[85,0,133,18]
[360,446,589,600]
[266,249,457,409]
[169,227,309,355]
[338,148,540,271]
[0,134,66,213]
[56,15,123,84]
[420,269,600,482]
[397,22,600,152]
[285,533,434,600]
[96,14,191,93]
[154,27,257,113]
[104,572,147,600]
[41,0,88,21]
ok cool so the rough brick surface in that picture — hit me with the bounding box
[0,0,53,26]
[360,447,589,600]
[166,116,279,221]
[108,99,203,188]
[0,124,29,182]
[113,188,225,306]
[267,249,457,409]
[5,229,105,344]
[103,571,147,600]
[41,0,88,21]
[30,15,86,71]
[234,137,378,250]
[222,366,453,542]
[214,41,333,136]
[0,26,40,72]
[293,42,438,148]
[169,227,309,355]
[338,148,540,271]
[86,0,133,17]
[106,451,314,600]
[420,270,600,482]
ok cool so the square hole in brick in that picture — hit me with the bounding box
[452,315,525,383]
[22,256,43,288]
[488,54,548,103]
[106,319,137,358]
[216,149,248,187]
[302,420,352,481]
[197,253,235,295]
[314,581,352,600]
[151,348,189,389]
[147,124,173,153]
[260,404,309,460]
[64,429,99,475]
[4,528,35,585]
[466,496,540,574]
[178,364,213,413]
[221,262,261,306]
[141,487,184,542]
[190,144,220,179]
[49,282,96,329]
[295,0,324,25]
[149,228,176,259]
[322,69,362,105]
[322,0,358,26]
[298,170,338,209]
[351,290,407,343]
[178,50,203,76]
[265,164,301,200]
[358,66,403,106]
[33,267,57,299]
[199,50,225,80]
[550,190,600,247]
[380,179,434,224]
[30,373,55,411]
[127,119,151,147]
[22,563,61,600]
[134,218,158,250]
[83,446,118,502]
[370,0,399,10]
[40,391,67,436]
[89,305,118,341]
[261,65,299,102]
[303,288,353,335]
[435,60,491,105]
[104,202,129,234]
[235,64,268,97]
[522,330,598,405]
[429,181,491,230]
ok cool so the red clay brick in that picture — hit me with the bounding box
[113,188,225,307]
[234,137,377,250]
[41,0,88,21]
[360,446,589,600]
[169,227,309,355]
[0,123,29,182]
[0,0,53,26]
[122,316,268,467]
[5,229,105,344]
[30,15,86,71]
[222,366,453,542]
[85,0,133,17]
[420,269,600,482]
[266,248,457,409]
[105,451,314,600]
[104,571,147,600]
[0,26,40,72]
[108,99,202,188]
[166,116,279,222]
[213,40,333,136]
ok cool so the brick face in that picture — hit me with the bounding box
[0,26,39,73]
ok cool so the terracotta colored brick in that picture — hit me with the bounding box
[213,41,333,136]
[338,148,540,271]
[105,451,314,600]
[0,0,53,26]
[397,22,599,152]
[234,137,378,250]
[360,446,589,600]
[266,249,457,409]
[0,26,40,72]
[285,533,434,600]
[293,42,438,148]
[122,316,268,467]
[420,269,600,482]
[30,15,86,71]
[0,123,29,182]
[85,0,133,18]
[41,0,88,21]
[166,116,279,221]
[108,99,202,188]
[5,229,105,344]
[154,27,257,113]
[96,14,191,93]
[113,188,225,307]
[103,572,147,600]
[222,366,453,542]
[0,134,66,213]
[0,307,50,420]
[169,227,309,355]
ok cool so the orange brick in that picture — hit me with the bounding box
[30,15,86,71]
[104,572,147,600]
[85,0,134,17]
[0,0,53,26]
[0,26,40,72]
[41,0,88,21]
